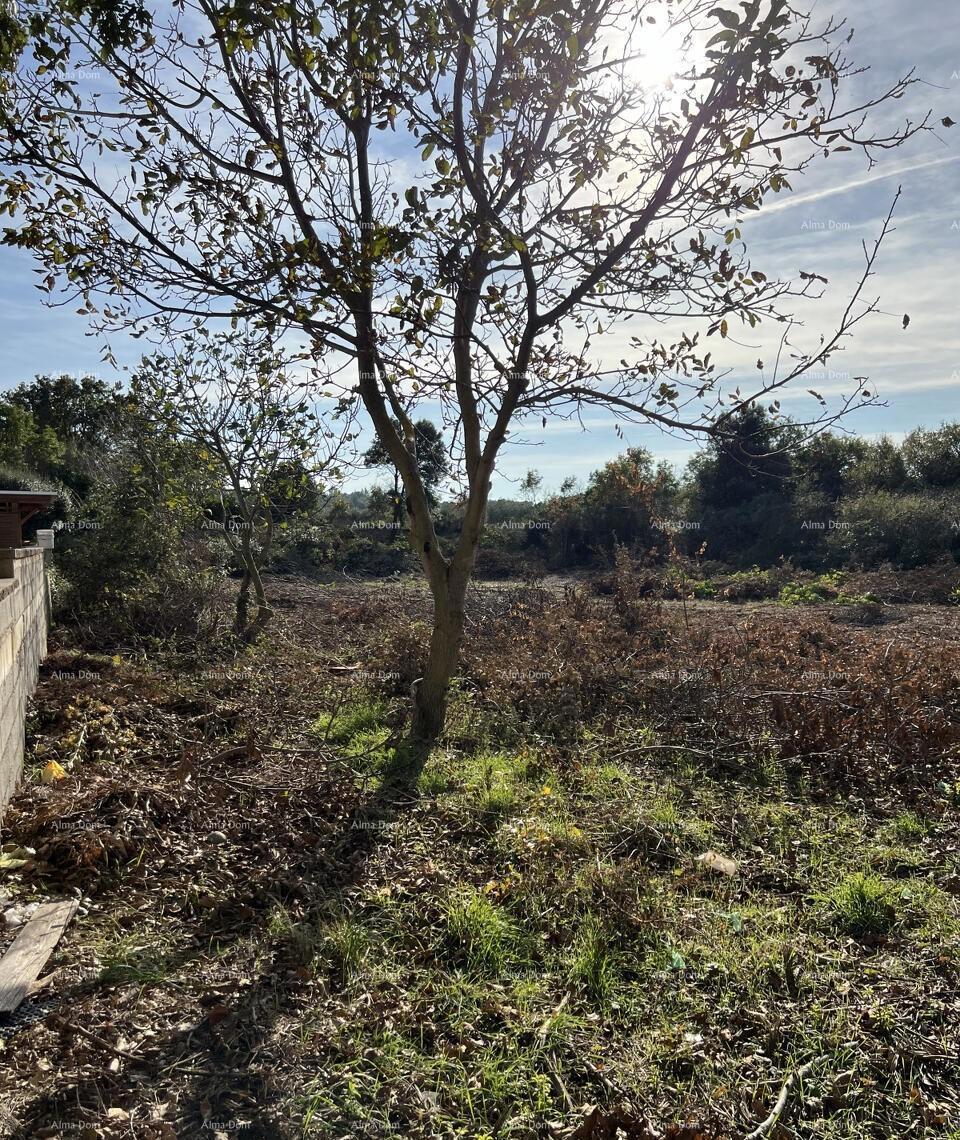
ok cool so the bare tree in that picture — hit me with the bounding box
[1,0,938,740]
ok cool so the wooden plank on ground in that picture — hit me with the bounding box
[0,900,78,1013]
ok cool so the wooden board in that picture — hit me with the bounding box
[0,900,78,1013]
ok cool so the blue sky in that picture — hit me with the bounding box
[1,0,957,496]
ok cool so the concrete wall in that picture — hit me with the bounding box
[0,548,48,816]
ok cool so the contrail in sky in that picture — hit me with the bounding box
[749,153,960,217]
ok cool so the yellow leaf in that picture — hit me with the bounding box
[42,760,68,784]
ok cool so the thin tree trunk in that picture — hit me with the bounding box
[411,582,467,742]
[234,527,272,642]
[243,555,272,643]
[391,468,402,537]
[234,568,251,637]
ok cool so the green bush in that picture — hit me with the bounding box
[717,566,779,600]
[54,427,227,647]
[778,571,850,606]
[828,491,960,569]
[697,492,799,567]
[778,581,828,606]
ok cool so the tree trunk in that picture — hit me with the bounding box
[411,585,467,743]
[406,455,494,745]
[351,321,481,746]
[242,555,272,643]
[234,530,272,642]
[234,568,251,638]
[391,468,402,537]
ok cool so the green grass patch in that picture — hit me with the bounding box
[886,811,929,841]
[567,913,618,1003]
[824,872,899,939]
[96,930,176,986]
[319,915,371,985]
[312,694,389,745]
[443,889,526,976]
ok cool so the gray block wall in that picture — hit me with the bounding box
[0,549,49,817]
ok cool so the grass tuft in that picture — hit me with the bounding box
[825,872,899,939]
[567,913,617,1003]
[444,889,523,976]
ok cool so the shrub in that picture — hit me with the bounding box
[835,591,880,605]
[837,560,959,604]
[717,566,780,601]
[828,491,960,568]
[74,561,229,646]
[334,533,414,576]
[778,581,828,605]
[53,419,228,647]
[475,544,546,580]
[696,492,800,567]
[831,598,884,625]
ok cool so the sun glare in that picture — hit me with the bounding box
[631,24,694,94]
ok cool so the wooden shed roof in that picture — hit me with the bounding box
[0,491,59,506]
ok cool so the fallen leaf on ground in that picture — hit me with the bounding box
[41,760,68,783]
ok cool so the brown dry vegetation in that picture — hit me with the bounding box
[1,571,959,1139]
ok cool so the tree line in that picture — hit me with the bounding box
[333,406,960,576]
[7,372,953,627]
[541,407,960,571]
